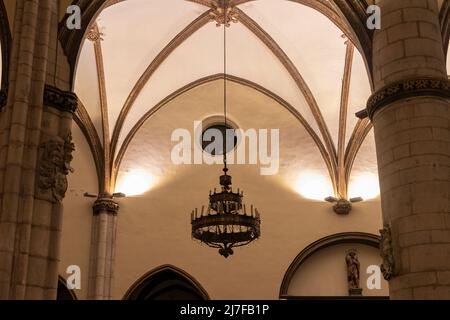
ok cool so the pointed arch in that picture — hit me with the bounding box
[57,276,78,300]
[0,0,11,93]
[123,265,210,300]
[61,0,374,87]
[440,0,450,57]
[112,74,332,190]
[59,0,124,81]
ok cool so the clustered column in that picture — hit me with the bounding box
[0,0,76,299]
[369,0,450,299]
[87,197,119,300]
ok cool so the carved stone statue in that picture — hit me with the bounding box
[380,225,396,280]
[37,134,75,203]
[346,250,362,296]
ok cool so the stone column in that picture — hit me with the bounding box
[0,0,76,300]
[87,197,119,300]
[369,0,450,299]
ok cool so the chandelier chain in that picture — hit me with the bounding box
[223,23,228,170]
[191,16,261,258]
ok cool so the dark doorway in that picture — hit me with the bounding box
[57,277,77,300]
[124,265,209,300]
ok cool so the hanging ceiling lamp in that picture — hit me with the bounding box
[190,7,261,258]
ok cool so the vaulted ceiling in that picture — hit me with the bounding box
[72,0,377,199]
[1,0,449,201]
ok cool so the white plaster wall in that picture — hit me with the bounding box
[62,81,383,300]
[112,81,384,299]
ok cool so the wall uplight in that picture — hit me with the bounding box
[294,171,334,201]
[115,170,156,196]
[348,173,380,200]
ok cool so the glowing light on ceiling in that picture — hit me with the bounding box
[294,171,334,201]
[115,170,156,196]
[348,173,380,200]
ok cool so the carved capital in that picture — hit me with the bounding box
[367,77,450,120]
[37,133,75,203]
[380,225,396,281]
[93,198,119,215]
[44,85,78,114]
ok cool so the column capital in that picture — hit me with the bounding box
[44,84,78,114]
[93,198,119,215]
[366,77,450,120]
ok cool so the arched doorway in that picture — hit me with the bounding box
[57,276,78,301]
[0,0,11,108]
[123,265,209,300]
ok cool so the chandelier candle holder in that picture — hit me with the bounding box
[191,168,261,258]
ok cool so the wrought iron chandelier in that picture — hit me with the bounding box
[190,13,261,258]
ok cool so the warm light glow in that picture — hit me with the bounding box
[349,173,380,200]
[115,170,156,196]
[294,172,334,201]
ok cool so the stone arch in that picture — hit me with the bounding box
[440,0,450,57]
[0,0,11,90]
[59,0,119,82]
[59,0,374,87]
[279,232,380,297]
[57,276,78,300]
[113,74,331,186]
[123,265,210,300]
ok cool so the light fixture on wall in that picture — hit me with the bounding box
[190,14,261,258]
[84,192,126,199]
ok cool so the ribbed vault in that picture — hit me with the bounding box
[70,0,378,200]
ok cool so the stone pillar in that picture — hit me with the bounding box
[369,0,450,299]
[0,0,75,299]
[87,197,119,300]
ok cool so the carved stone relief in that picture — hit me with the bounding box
[380,225,396,280]
[37,134,75,203]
